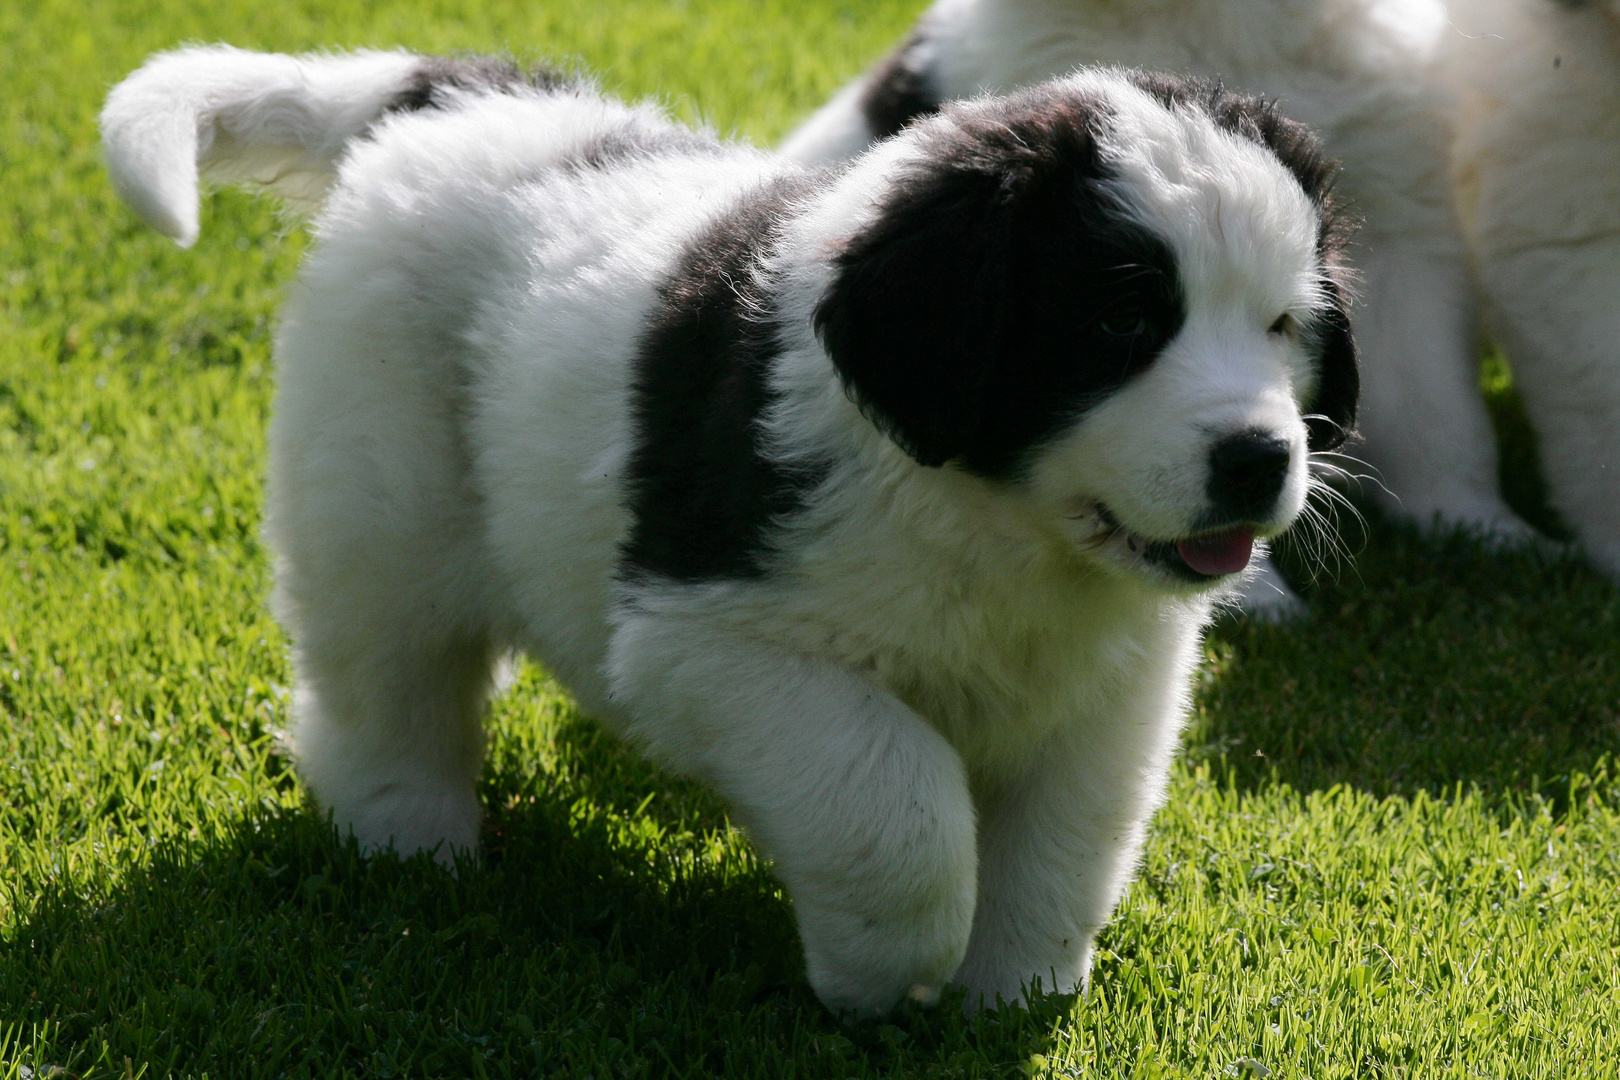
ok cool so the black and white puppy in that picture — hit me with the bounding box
[101,48,1355,1015]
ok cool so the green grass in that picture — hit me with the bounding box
[2,0,1618,1075]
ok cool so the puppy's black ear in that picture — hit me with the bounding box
[812,156,1018,468]
[1304,276,1358,452]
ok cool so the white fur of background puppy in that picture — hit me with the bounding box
[1447,0,1620,581]
[102,47,1356,1015]
[784,0,1535,617]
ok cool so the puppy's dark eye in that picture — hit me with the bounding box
[1098,309,1150,338]
[1269,313,1296,336]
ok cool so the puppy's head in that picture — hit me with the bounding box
[813,68,1356,590]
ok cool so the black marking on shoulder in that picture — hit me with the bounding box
[620,173,831,584]
[1124,70,1359,450]
[861,31,941,140]
[387,55,571,114]
[816,86,1185,478]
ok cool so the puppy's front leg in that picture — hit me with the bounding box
[1351,241,1537,542]
[608,614,977,1016]
[954,696,1186,1010]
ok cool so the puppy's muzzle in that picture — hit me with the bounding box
[1207,431,1291,522]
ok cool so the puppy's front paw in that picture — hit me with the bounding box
[796,889,974,1017]
[954,938,1094,1014]
[329,782,482,868]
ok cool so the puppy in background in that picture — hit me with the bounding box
[102,47,1354,1014]
[786,0,1536,616]
[1447,0,1620,582]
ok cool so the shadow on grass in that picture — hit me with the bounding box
[12,363,1605,1077]
[1192,366,1619,802]
[4,712,1070,1080]
[13,542,1613,1077]
[1197,506,1620,803]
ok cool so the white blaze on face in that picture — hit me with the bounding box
[1021,75,1324,547]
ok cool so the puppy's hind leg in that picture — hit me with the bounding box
[608,615,978,1017]
[266,330,497,864]
[283,608,493,865]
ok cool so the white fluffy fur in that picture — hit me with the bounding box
[103,49,1331,1015]
[1446,0,1620,580]
[784,0,1542,616]
[100,46,425,247]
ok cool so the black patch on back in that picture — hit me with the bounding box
[387,55,571,114]
[861,31,941,139]
[815,88,1185,478]
[621,174,830,583]
[573,127,724,171]
[1123,70,1359,450]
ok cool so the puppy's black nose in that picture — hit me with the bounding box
[1208,432,1291,520]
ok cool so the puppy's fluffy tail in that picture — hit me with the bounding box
[101,46,450,247]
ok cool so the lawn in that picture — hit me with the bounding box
[2,0,1618,1076]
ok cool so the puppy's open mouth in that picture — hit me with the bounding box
[1095,505,1256,583]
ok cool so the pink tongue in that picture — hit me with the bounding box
[1175,530,1255,577]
